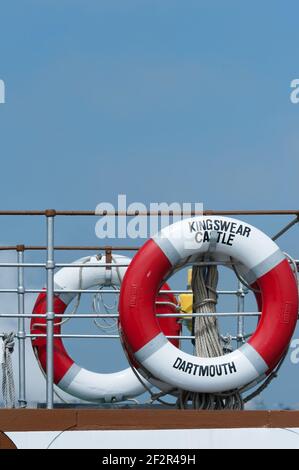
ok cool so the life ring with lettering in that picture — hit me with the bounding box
[31,254,180,403]
[119,216,298,393]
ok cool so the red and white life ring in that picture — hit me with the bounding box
[31,254,180,403]
[119,216,298,393]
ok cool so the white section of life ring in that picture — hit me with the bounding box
[32,254,149,403]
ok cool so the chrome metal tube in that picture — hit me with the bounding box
[17,250,27,408]
[46,214,55,409]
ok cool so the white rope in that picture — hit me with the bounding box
[193,265,222,357]
[92,285,119,331]
[92,254,123,331]
[1,332,16,408]
[177,264,243,410]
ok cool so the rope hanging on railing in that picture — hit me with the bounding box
[193,266,222,358]
[1,332,16,408]
[177,265,244,410]
[92,254,122,332]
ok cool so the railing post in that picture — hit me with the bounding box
[45,209,56,409]
[237,281,246,347]
[16,245,27,408]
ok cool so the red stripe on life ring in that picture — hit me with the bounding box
[122,282,181,370]
[156,286,181,348]
[31,292,74,384]
[120,239,172,353]
[248,258,298,371]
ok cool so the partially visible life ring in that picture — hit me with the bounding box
[31,254,180,403]
[119,216,298,393]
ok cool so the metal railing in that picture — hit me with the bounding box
[0,209,298,409]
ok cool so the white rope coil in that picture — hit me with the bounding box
[193,266,222,358]
[1,332,16,408]
[177,264,244,410]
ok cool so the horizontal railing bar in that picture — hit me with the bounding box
[10,333,193,340]
[0,312,262,318]
[0,246,140,251]
[50,261,239,269]
[0,261,298,269]
[0,288,240,295]
[0,210,298,216]
[55,263,131,268]
[0,263,131,268]
[0,289,20,293]
[0,333,247,342]
[59,210,299,216]
[0,263,45,268]
[0,211,47,216]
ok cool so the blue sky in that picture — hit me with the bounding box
[0,0,299,407]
